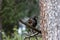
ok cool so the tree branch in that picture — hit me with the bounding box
[19,19,41,33]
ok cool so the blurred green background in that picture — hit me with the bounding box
[0,0,42,40]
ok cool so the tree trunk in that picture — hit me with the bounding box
[0,0,2,40]
[39,0,60,40]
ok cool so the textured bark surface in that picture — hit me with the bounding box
[39,0,60,40]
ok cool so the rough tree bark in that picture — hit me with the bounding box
[39,0,60,40]
[0,0,2,40]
